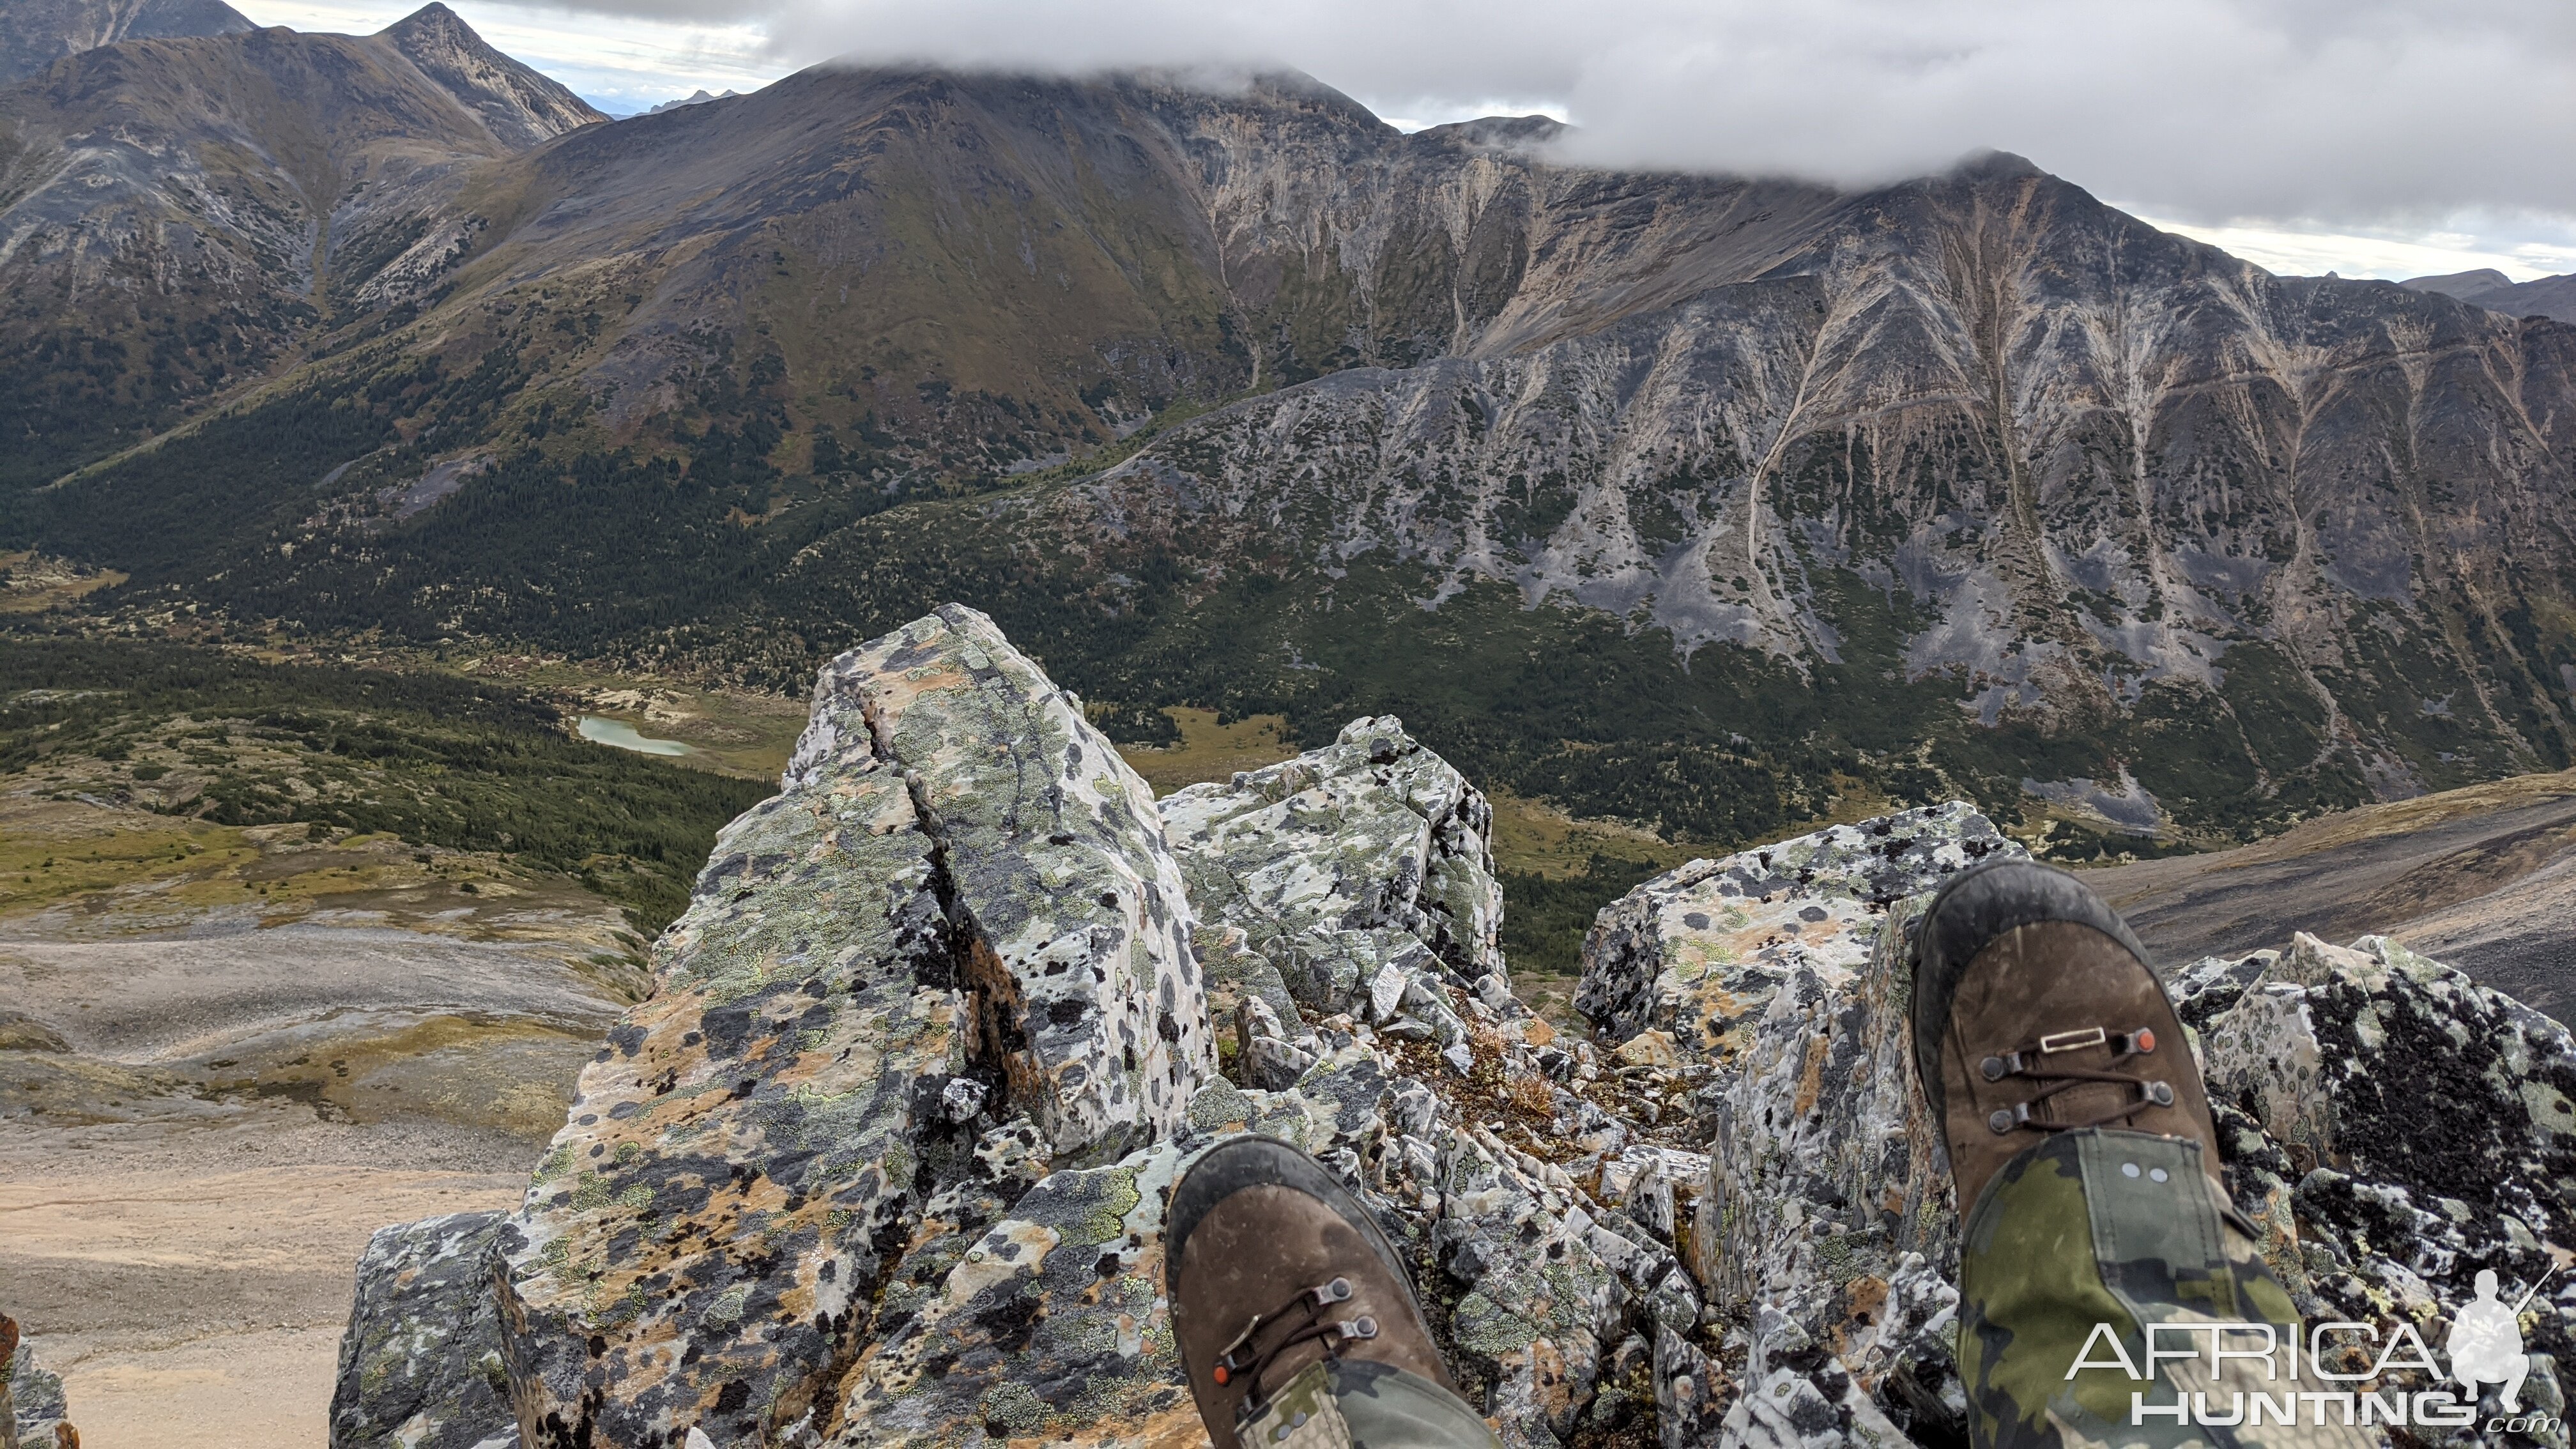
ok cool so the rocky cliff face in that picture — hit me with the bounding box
[330,609,2576,1448]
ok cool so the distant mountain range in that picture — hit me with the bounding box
[4,7,2575,854]
[2400,267,2576,325]
[646,88,737,114]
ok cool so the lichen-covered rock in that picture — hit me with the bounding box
[331,1211,514,1449]
[1436,1127,1627,1447]
[1691,841,1966,1446]
[1577,803,2013,1054]
[2191,931,2576,1392]
[487,606,1225,1449]
[1162,714,1505,1027]
[2202,931,2576,1222]
[495,764,974,1448]
[834,1045,1395,1446]
[794,604,1216,1162]
[832,1141,1203,1446]
[2,1316,70,1449]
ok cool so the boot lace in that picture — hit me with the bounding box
[1209,1276,1380,1414]
[1979,1025,2176,1134]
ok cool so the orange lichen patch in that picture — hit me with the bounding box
[1828,1274,1893,1359]
[1791,1031,1831,1119]
[993,1403,1208,1448]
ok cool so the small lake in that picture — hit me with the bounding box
[577,716,695,756]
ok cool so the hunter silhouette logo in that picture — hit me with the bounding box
[2448,1267,2552,1413]
[2070,1265,2559,1430]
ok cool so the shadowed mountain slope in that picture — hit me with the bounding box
[0,4,601,482]
[0,0,252,86]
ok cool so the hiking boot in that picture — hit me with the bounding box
[1910,858,2220,1213]
[1167,1136,1481,1449]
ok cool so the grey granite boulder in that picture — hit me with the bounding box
[792,605,1216,1160]
[1163,714,1505,1032]
[489,606,1218,1449]
[2193,931,2576,1409]
[494,762,975,1448]
[1577,802,2014,1054]
[330,1212,515,1449]
[2,1316,70,1449]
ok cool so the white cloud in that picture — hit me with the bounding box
[2130,213,2576,282]
[232,0,2576,276]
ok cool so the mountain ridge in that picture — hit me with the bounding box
[6,58,2576,857]
[2402,264,2576,325]
[0,3,602,483]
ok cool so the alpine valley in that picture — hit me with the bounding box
[11,0,2576,865]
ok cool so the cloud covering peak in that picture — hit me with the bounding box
[732,0,2572,230]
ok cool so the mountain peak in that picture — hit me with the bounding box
[375,0,604,149]
[1950,148,2043,181]
[381,1,466,36]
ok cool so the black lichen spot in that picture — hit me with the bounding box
[975,1286,1045,1354]
[713,1379,751,1414]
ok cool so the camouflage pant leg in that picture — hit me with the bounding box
[1957,1129,2377,1449]
[1237,1358,1501,1449]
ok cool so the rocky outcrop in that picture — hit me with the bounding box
[1577,802,2012,1051]
[1163,714,1506,1075]
[2,1315,74,1449]
[790,606,1216,1159]
[335,611,2576,1449]
[2185,933,2576,1385]
[334,1213,515,1449]
[479,606,1215,1448]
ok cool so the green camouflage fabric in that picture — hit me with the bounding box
[1958,1128,2375,1449]
[1235,1360,1504,1449]
[1242,1361,1358,1449]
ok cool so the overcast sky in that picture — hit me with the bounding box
[236,0,2576,281]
